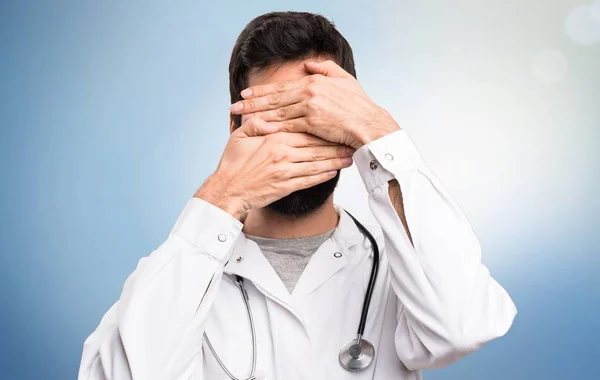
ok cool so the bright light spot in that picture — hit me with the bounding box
[565,5,600,45]
[591,0,600,24]
[531,50,569,83]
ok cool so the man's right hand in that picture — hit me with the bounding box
[194,116,354,221]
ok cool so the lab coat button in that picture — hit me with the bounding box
[385,153,394,161]
[334,251,342,258]
[369,160,378,170]
[236,256,244,263]
[218,233,227,242]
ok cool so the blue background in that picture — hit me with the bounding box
[1,1,599,379]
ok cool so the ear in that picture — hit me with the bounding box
[229,112,235,134]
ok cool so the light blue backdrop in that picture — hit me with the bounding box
[1,1,599,379]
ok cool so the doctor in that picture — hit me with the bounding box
[79,11,517,380]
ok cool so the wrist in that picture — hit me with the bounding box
[194,174,248,222]
[355,108,401,148]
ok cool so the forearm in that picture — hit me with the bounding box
[80,198,243,380]
[354,129,517,368]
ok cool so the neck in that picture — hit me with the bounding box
[242,196,339,239]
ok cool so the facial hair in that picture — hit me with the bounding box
[265,171,340,217]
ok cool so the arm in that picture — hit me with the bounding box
[78,118,353,380]
[78,197,243,380]
[353,129,517,370]
[227,58,517,370]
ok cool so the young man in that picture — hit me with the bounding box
[79,11,516,380]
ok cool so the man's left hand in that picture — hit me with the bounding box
[230,60,401,150]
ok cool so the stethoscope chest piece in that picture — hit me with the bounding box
[338,336,375,371]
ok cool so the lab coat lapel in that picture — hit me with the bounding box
[292,206,366,299]
[224,236,307,328]
[290,238,347,299]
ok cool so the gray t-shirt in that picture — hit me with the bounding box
[245,228,335,293]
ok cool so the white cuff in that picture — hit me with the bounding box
[354,129,426,192]
[170,197,244,263]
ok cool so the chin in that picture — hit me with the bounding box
[265,171,340,217]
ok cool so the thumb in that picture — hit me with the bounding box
[236,116,279,138]
[304,60,351,78]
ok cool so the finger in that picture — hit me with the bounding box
[253,101,306,122]
[240,113,255,124]
[265,118,312,135]
[266,131,335,147]
[288,157,353,178]
[240,77,308,99]
[290,145,355,163]
[231,87,306,115]
[284,170,339,192]
[304,60,352,78]
[234,116,278,138]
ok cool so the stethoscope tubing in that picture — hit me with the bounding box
[204,210,379,378]
[203,275,257,380]
[343,210,380,337]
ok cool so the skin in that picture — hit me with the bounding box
[195,57,413,244]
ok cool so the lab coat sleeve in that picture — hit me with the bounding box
[78,197,244,380]
[353,129,517,370]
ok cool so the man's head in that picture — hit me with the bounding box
[228,11,356,217]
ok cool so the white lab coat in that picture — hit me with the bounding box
[78,130,517,380]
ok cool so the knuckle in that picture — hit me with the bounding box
[272,168,286,179]
[276,106,288,118]
[268,93,281,105]
[271,149,288,163]
[301,176,313,188]
[309,163,320,174]
[281,120,295,131]
[306,83,319,97]
[270,181,284,192]
[276,81,286,92]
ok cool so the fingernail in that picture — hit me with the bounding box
[230,102,243,113]
[342,157,353,165]
[241,88,252,98]
[346,147,356,156]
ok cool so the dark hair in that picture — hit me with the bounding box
[229,11,356,128]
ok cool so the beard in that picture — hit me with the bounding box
[265,170,340,217]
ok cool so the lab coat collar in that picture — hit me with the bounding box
[331,204,368,254]
[223,205,369,326]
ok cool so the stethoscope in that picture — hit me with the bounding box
[203,210,380,379]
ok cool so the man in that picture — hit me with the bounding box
[79,11,516,380]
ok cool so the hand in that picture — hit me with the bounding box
[194,116,355,221]
[229,60,401,150]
